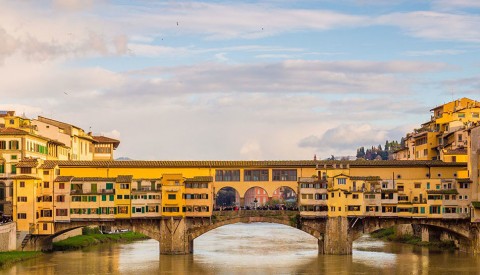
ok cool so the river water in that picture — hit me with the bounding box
[3,223,480,274]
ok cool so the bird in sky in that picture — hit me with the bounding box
[64,92,68,95]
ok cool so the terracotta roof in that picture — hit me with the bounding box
[0,128,28,135]
[456,178,472,183]
[16,159,39,168]
[38,159,467,169]
[185,176,213,182]
[116,175,133,183]
[444,149,467,155]
[54,176,74,182]
[71,177,116,182]
[349,176,382,181]
[93,136,120,149]
[10,175,40,180]
[39,162,58,169]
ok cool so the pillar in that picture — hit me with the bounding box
[159,217,190,254]
[239,197,245,207]
[421,226,429,242]
[320,217,352,254]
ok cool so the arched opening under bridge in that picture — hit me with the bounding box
[244,186,269,209]
[272,186,298,210]
[215,187,240,210]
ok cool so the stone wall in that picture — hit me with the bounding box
[0,222,16,251]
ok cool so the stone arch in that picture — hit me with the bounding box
[215,186,240,208]
[272,186,297,203]
[188,216,321,242]
[244,186,269,208]
[52,220,162,242]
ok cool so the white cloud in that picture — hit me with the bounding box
[377,11,480,43]
[240,140,263,160]
[404,49,466,56]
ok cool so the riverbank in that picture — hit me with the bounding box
[52,231,149,251]
[370,228,456,251]
[0,251,42,269]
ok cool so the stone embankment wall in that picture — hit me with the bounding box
[0,222,16,251]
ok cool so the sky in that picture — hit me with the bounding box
[1,0,480,160]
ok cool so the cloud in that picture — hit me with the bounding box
[240,140,263,160]
[377,11,480,43]
[432,0,480,10]
[404,49,466,57]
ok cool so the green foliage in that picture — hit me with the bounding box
[82,226,101,235]
[53,232,148,251]
[356,140,401,160]
[0,251,42,269]
[370,228,456,251]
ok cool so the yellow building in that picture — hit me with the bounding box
[161,174,185,217]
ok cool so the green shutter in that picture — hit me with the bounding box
[110,195,114,201]
[420,207,425,214]
[114,207,117,214]
[142,207,145,213]
[70,209,73,214]
[0,164,4,173]
[87,209,91,214]
[102,195,106,201]
[156,206,159,212]
[132,207,136,213]
[106,183,113,190]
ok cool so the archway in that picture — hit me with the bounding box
[244,186,269,209]
[215,187,240,210]
[272,186,297,210]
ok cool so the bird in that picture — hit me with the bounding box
[64,92,68,95]
[177,22,179,26]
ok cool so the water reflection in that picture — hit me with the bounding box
[3,223,480,275]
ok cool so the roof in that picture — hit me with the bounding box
[71,177,117,182]
[54,176,74,182]
[116,175,133,183]
[185,176,213,182]
[444,148,467,155]
[456,178,472,183]
[39,159,467,169]
[92,136,120,149]
[16,159,39,168]
[349,176,381,181]
[0,128,28,135]
[472,201,480,209]
[39,162,58,169]
[10,175,40,180]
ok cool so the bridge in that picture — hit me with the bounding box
[22,211,480,255]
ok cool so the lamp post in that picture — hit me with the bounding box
[254,198,258,210]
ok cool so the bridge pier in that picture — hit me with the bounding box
[421,226,430,242]
[319,217,352,255]
[159,217,191,254]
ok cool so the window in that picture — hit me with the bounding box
[337,178,346,185]
[9,140,19,150]
[19,181,25,188]
[215,170,240,181]
[56,209,68,216]
[0,141,6,149]
[59,182,65,189]
[397,185,404,192]
[72,196,81,202]
[11,155,17,160]
[168,194,176,200]
[120,183,129,189]
[458,113,465,118]
[460,183,469,189]
[56,195,65,202]
[163,207,180,212]
[41,210,52,217]
[11,165,16,174]
[17,196,27,202]
[117,195,122,199]
[244,170,269,181]
[117,206,128,214]
[106,183,114,190]
[414,183,421,188]
[17,213,27,219]
[272,169,297,181]
[44,182,50,188]
[43,170,49,175]
[352,194,359,199]
[473,112,479,118]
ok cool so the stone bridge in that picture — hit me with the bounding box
[22,211,480,255]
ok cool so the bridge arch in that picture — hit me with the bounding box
[244,186,269,208]
[215,186,240,208]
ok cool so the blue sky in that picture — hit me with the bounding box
[1,0,480,160]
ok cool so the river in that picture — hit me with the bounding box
[2,223,480,274]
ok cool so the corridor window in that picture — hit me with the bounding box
[244,170,269,181]
[215,170,240,181]
[272,169,297,181]
[337,178,346,185]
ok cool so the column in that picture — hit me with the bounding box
[159,217,190,254]
[321,216,352,254]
